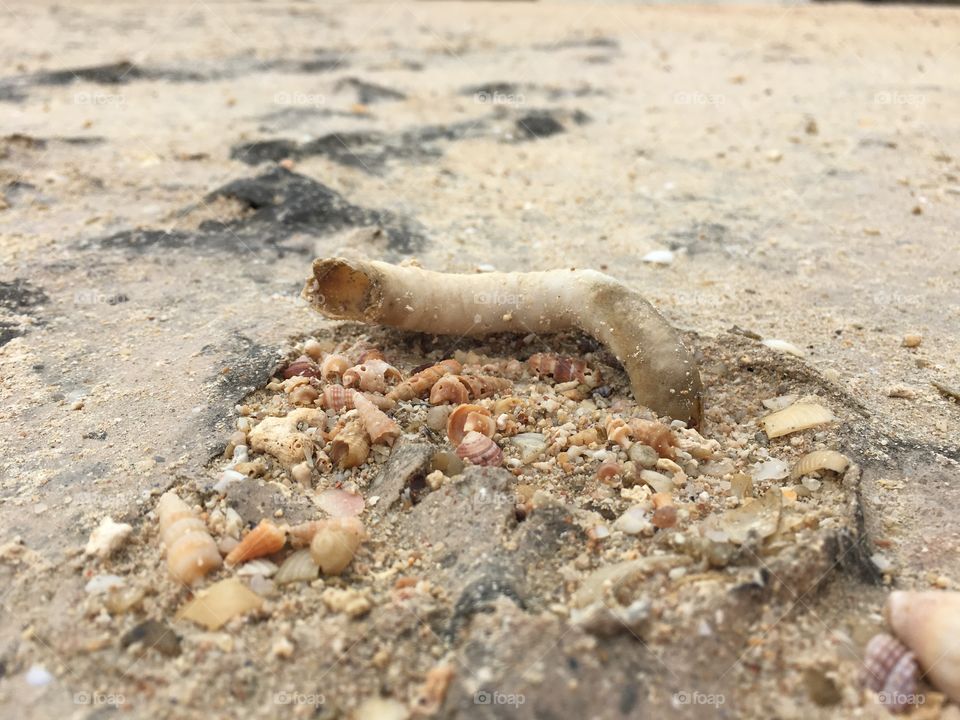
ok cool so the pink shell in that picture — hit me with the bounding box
[317,488,365,518]
[455,431,503,467]
[284,355,322,379]
[321,385,355,411]
[861,633,918,712]
[342,359,403,393]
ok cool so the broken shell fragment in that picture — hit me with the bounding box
[177,577,263,630]
[455,431,503,467]
[84,516,133,559]
[224,519,286,567]
[884,590,960,703]
[330,419,371,468]
[860,633,919,713]
[387,359,462,402]
[789,450,850,481]
[759,402,834,439]
[274,548,320,585]
[353,392,401,446]
[248,408,324,468]
[157,492,222,586]
[343,359,403,393]
[627,419,677,459]
[317,488,365,518]
[446,404,493,445]
[713,490,782,544]
[320,353,350,381]
[309,517,365,575]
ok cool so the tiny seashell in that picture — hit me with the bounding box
[288,383,319,406]
[527,352,600,386]
[455,431,503,467]
[447,404,493,445]
[309,517,365,575]
[274,548,319,585]
[596,461,621,482]
[357,348,385,362]
[760,402,834,439]
[627,419,677,459]
[353,392,400,446]
[387,359,462,402]
[429,375,471,405]
[860,633,919,712]
[789,450,850,481]
[157,491,222,586]
[330,419,370,468]
[605,417,633,448]
[429,375,512,404]
[225,519,286,567]
[320,353,350,381]
[283,354,322,379]
[320,384,355,411]
[176,577,263,631]
[234,558,278,577]
[303,339,325,360]
[317,488,365,518]
[342,359,403,393]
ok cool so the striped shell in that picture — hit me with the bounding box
[789,450,850,481]
[527,353,600,386]
[861,633,918,712]
[387,359,462,402]
[320,384,355,411]
[343,359,403,393]
[760,402,835,439]
[447,404,494,445]
[353,392,400,446]
[225,519,286,567]
[428,375,513,405]
[456,431,503,467]
[320,353,350,381]
[284,354,322,379]
[157,492,222,586]
[274,548,319,585]
[330,419,370,468]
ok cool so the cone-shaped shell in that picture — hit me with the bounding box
[320,384,355,411]
[224,519,286,567]
[330,419,370,468]
[455,431,503,467]
[353,392,400,446]
[885,590,960,703]
[429,375,471,405]
[157,492,222,586]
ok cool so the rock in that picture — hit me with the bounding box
[223,478,316,525]
[120,620,182,657]
[368,441,434,512]
[84,516,133,559]
[902,334,922,348]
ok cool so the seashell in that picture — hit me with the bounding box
[320,353,350,381]
[317,488,365,518]
[309,517,365,575]
[283,354,322,379]
[455,431,503,467]
[343,359,403,393]
[84,516,133,559]
[357,348,385,362]
[274,548,319,585]
[330,419,370,468]
[885,590,960,704]
[627,419,676,459]
[605,417,633,448]
[509,432,547,464]
[176,577,263,630]
[234,558,278,577]
[303,338,326,360]
[353,392,401,446]
[429,375,470,405]
[320,384,355,411]
[248,408,324,468]
[493,396,524,415]
[225,519,286,567]
[596,461,622,482]
[387,359,462,402]
[288,383,319,406]
[528,352,600,386]
[286,520,322,548]
[760,402,834,439]
[446,404,493,445]
[570,427,600,446]
[860,633,919,712]
[157,491,222,586]
[789,450,850,481]
[411,664,455,716]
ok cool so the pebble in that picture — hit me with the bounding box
[25,665,53,686]
[614,506,651,535]
[641,249,674,265]
[84,574,125,595]
[84,517,133,559]
[902,334,922,348]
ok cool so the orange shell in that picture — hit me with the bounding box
[388,359,462,402]
[353,392,401,446]
[225,519,286,566]
[447,404,492,445]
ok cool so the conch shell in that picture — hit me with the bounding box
[387,359,462,402]
[343,359,403,393]
[157,491,222,586]
[428,375,513,405]
[455,431,503,467]
[330,418,370,468]
[885,590,960,703]
[353,392,400,446]
[248,408,324,468]
[224,519,286,567]
[447,404,495,445]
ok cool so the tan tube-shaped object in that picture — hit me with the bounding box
[303,258,703,425]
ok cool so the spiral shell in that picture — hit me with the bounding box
[288,383,319,406]
[447,404,494,445]
[224,519,286,567]
[429,375,513,405]
[248,408,324,468]
[528,353,600,386]
[860,633,918,712]
[320,384,355,411]
[343,359,403,393]
[456,431,503,467]
[283,354,322,379]
[320,353,350,381]
[309,517,365,575]
[157,491,222,586]
[353,392,400,446]
[330,419,370,468]
[789,450,850,481]
[387,359,462,402]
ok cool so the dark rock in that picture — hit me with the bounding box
[31,60,143,85]
[222,479,317,525]
[368,441,435,512]
[0,279,48,312]
[515,112,565,139]
[120,620,182,657]
[335,77,406,104]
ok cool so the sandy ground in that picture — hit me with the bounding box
[1,1,959,719]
